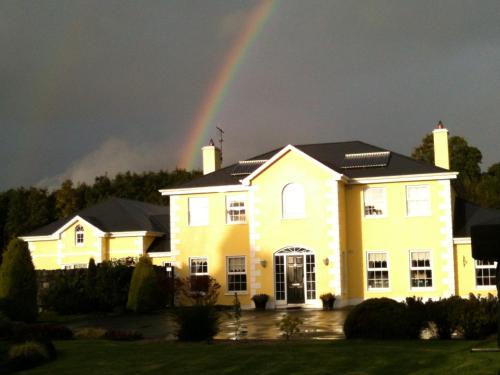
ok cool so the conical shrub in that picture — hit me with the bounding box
[0,239,38,322]
[126,255,161,313]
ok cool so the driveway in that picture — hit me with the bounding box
[66,308,349,340]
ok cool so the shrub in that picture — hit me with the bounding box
[404,297,428,339]
[104,329,143,341]
[175,276,221,341]
[127,255,162,313]
[93,261,134,312]
[426,296,465,339]
[320,293,336,310]
[343,298,409,339]
[460,294,497,340]
[11,323,73,341]
[8,341,50,370]
[0,239,38,322]
[39,269,89,314]
[175,305,220,341]
[277,314,303,340]
[251,294,269,310]
[0,311,12,339]
[74,327,107,339]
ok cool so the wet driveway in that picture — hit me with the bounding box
[66,308,348,340]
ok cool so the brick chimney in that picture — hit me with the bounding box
[202,139,222,175]
[432,121,450,170]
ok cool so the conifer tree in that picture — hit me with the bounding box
[126,255,161,313]
[0,239,38,322]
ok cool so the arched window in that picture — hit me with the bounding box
[75,225,84,246]
[282,183,305,219]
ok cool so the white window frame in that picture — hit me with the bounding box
[189,257,208,276]
[366,251,390,290]
[475,260,497,288]
[363,187,387,217]
[282,183,305,219]
[226,256,247,293]
[226,195,246,224]
[75,225,84,246]
[409,250,433,289]
[188,197,209,226]
[406,185,431,217]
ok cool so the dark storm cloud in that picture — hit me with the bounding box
[1,1,499,190]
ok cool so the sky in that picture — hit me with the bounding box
[1,0,499,191]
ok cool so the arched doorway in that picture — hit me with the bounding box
[274,247,316,305]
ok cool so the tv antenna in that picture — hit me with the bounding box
[216,126,224,164]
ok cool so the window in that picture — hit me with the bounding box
[475,260,497,287]
[275,256,285,301]
[226,195,246,224]
[75,225,84,246]
[406,185,430,216]
[364,188,386,217]
[306,254,316,299]
[227,256,247,292]
[282,183,305,219]
[189,257,208,292]
[189,257,208,275]
[188,197,208,226]
[367,252,389,289]
[410,251,433,288]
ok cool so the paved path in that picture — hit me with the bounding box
[66,308,348,340]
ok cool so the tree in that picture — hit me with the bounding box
[412,134,483,201]
[55,180,81,218]
[0,238,38,322]
[476,163,500,209]
[126,255,162,313]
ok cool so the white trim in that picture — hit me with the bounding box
[406,184,431,217]
[453,237,471,245]
[148,252,172,258]
[225,194,247,224]
[54,216,105,238]
[366,251,390,291]
[189,256,209,276]
[241,145,345,185]
[409,249,434,290]
[349,172,458,184]
[160,184,249,196]
[109,231,164,237]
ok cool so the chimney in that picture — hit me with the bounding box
[202,139,222,175]
[432,121,450,170]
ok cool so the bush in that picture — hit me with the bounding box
[74,327,107,339]
[343,298,409,339]
[104,329,143,341]
[320,293,336,310]
[175,305,220,341]
[8,341,50,370]
[277,314,303,340]
[460,294,497,340]
[404,297,428,339]
[127,255,162,313]
[39,269,89,314]
[426,296,464,340]
[175,276,221,341]
[11,323,73,341]
[0,239,38,322]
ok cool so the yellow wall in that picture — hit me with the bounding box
[345,180,455,302]
[454,242,497,297]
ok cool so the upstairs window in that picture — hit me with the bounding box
[282,183,305,219]
[188,197,208,226]
[75,225,84,246]
[364,187,386,217]
[475,260,497,287]
[226,195,246,224]
[406,185,430,216]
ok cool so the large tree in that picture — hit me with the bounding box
[412,134,483,201]
[0,238,38,322]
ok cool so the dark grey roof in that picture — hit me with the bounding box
[168,141,449,189]
[24,197,169,236]
[453,197,500,237]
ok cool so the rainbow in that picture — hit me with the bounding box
[179,0,278,169]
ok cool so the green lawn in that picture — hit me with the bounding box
[12,339,500,375]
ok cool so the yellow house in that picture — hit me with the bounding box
[159,123,500,309]
[20,198,170,269]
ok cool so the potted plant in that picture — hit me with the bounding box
[320,293,336,310]
[251,294,269,311]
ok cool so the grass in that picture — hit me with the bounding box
[8,339,500,375]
